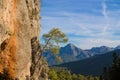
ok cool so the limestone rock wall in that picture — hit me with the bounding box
[0,0,47,80]
[0,0,18,79]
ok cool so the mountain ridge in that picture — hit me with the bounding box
[54,49,120,76]
[44,43,120,65]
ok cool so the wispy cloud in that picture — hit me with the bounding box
[102,0,109,33]
[69,38,120,49]
[41,0,120,49]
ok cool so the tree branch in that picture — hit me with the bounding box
[33,37,52,71]
[42,37,52,52]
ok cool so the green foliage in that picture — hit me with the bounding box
[50,47,60,54]
[72,74,78,80]
[77,74,86,80]
[55,55,62,62]
[102,67,109,80]
[109,52,120,80]
[48,67,72,80]
[41,28,68,61]
[42,28,68,47]
[30,28,68,77]
[86,75,95,80]
[94,77,100,80]
[48,67,100,80]
[48,68,58,80]
[102,52,120,80]
[57,69,71,80]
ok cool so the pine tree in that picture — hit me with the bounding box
[109,52,120,80]
[102,67,108,80]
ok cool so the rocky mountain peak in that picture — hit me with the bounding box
[60,43,82,56]
[90,46,113,54]
[66,43,76,47]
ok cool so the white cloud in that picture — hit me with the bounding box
[41,2,120,49]
[69,38,120,49]
[102,0,110,33]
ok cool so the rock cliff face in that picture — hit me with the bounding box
[0,0,48,80]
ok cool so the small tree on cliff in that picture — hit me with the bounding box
[37,28,68,63]
[30,28,68,79]
[41,28,68,57]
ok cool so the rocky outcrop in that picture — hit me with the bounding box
[0,0,48,80]
[31,37,48,80]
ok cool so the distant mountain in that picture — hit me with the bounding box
[59,43,93,63]
[43,43,120,66]
[55,49,120,76]
[60,43,82,56]
[43,51,58,66]
[115,45,120,49]
[44,43,94,65]
[90,46,114,54]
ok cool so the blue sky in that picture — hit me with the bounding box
[41,0,120,49]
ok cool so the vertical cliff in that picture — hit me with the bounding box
[0,0,48,80]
